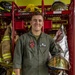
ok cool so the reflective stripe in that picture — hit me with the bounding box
[2,38,10,41]
[3,53,11,59]
[0,58,2,62]
[2,36,10,41]
[3,36,10,38]
[3,36,10,39]
[3,53,11,57]
[3,56,11,59]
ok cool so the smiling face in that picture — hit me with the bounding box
[30,15,44,32]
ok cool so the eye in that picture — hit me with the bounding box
[33,19,37,22]
[39,19,43,22]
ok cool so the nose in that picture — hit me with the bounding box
[35,20,39,24]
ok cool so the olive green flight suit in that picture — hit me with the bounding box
[13,31,60,75]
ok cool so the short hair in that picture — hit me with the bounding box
[30,11,44,20]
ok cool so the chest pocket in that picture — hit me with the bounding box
[24,37,37,58]
[39,41,49,55]
[37,36,49,55]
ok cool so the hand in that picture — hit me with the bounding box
[13,69,21,75]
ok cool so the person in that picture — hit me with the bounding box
[13,12,61,75]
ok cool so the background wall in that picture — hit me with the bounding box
[15,0,71,6]
[0,0,71,6]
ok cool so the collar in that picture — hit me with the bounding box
[27,31,46,38]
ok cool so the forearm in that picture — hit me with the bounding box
[13,69,21,75]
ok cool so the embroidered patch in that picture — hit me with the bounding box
[29,40,35,48]
[40,43,46,47]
